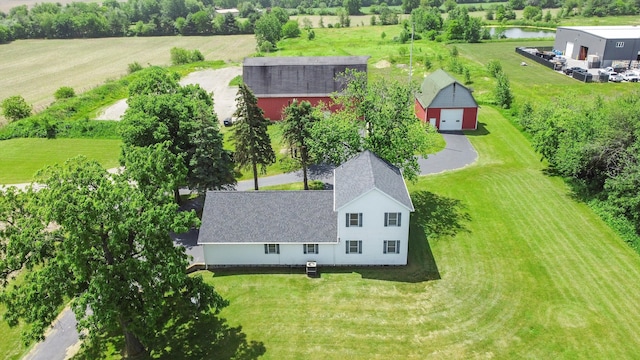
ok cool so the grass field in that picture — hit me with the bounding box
[0,138,121,184]
[202,105,640,359]
[0,35,256,116]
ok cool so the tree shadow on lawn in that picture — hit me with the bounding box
[211,191,470,284]
[74,313,266,360]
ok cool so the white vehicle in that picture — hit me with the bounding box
[623,71,640,82]
[608,73,623,82]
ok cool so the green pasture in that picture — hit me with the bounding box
[203,105,640,359]
[0,138,121,184]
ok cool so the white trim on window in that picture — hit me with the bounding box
[384,212,402,227]
[346,213,363,227]
[383,240,400,254]
[264,244,280,254]
[616,41,625,48]
[303,244,319,254]
[345,240,362,254]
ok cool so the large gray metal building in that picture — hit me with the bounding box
[555,26,640,68]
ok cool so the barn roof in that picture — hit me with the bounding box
[558,26,640,40]
[334,150,414,211]
[198,191,337,244]
[243,56,370,67]
[243,56,369,97]
[415,69,478,109]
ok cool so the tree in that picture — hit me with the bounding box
[322,70,434,181]
[402,0,420,13]
[282,100,319,190]
[120,68,235,202]
[344,0,362,15]
[281,19,301,38]
[1,95,32,121]
[523,5,542,19]
[231,84,276,190]
[254,12,281,49]
[495,71,513,109]
[0,157,227,357]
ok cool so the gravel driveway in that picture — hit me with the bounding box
[95,66,242,123]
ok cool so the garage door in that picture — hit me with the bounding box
[565,42,574,59]
[439,109,463,131]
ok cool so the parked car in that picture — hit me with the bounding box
[223,117,236,126]
[564,66,585,75]
[608,73,623,82]
[623,71,640,82]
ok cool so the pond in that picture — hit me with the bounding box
[487,27,556,39]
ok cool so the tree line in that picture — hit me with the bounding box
[518,92,640,249]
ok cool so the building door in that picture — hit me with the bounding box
[565,42,574,59]
[439,109,463,131]
[579,46,589,60]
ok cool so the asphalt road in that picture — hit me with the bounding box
[22,131,476,360]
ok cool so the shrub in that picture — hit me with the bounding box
[307,29,315,40]
[282,20,301,38]
[190,49,204,62]
[128,62,143,73]
[309,180,326,190]
[54,86,76,100]
[487,59,503,77]
[257,40,276,53]
[170,47,204,65]
[2,95,32,121]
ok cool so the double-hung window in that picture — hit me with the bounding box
[384,212,402,227]
[264,244,280,254]
[346,213,363,227]
[303,244,319,254]
[383,240,400,254]
[345,240,362,254]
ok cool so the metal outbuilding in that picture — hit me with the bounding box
[554,26,640,68]
[414,69,478,131]
[242,56,369,120]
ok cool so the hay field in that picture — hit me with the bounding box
[0,0,103,12]
[0,35,256,115]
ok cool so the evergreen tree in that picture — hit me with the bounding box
[231,84,275,190]
[282,100,318,190]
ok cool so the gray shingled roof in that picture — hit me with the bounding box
[198,191,337,244]
[333,150,414,211]
[415,69,477,109]
[244,56,370,67]
[242,56,369,97]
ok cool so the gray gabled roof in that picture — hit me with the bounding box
[243,56,370,67]
[242,56,369,97]
[558,26,640,40]
[333,150,414,211]
[198,191,337,244]
[415,69,478,109]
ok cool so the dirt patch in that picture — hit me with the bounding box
[95,66,242,123]
[374,60,391,69]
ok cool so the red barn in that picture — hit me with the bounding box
[243,56,369,121]
[414,69,478,131]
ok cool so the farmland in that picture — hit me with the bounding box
[0,35,256,117]
[3,14,640,360]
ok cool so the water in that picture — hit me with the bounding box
[488,27,556,39]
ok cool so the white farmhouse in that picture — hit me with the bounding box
[198,151,414,266]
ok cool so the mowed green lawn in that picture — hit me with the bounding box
[0,138,121,184]
[201,106,640,359]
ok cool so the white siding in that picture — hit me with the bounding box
[202,189,411,266]
[335,189,410,265]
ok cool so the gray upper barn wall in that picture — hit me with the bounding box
[431,83,477,108]
[555,26,640,67]
[243,56,369,97]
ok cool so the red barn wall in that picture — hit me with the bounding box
[257,97,337,121]
[462,107,478,130]
[414,99,427,122]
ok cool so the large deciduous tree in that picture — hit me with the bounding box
[120,67,235,202]
[311,70,433,181]
[231,84,275,190]
[0,157,227,357]
[282,100,319,190]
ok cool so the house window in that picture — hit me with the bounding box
[616,41,625,48]
[264,244,280,254]
[384,212,402,227]
[303,244,319,254]
[345,240,362,254]
[384,240,400,254]
[346,213,363,227]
